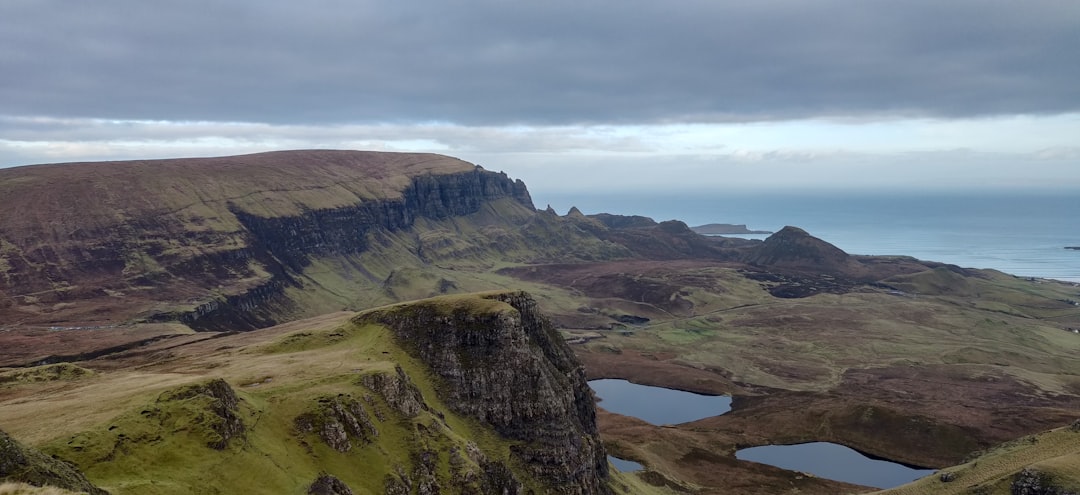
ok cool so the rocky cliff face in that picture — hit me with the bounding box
[357,291,612,494]
[0,429,108,495]
[1012,468,1079,495]
[178,168,535,330]
[0,151,535,330]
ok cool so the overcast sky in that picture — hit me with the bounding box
[2,0,1078,197]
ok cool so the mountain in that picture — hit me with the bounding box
[2,150,1079,494]
[0,150,532,330]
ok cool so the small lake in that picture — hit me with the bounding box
[608,456,644,472]
[736,442,936,489]
[588,379,732,425]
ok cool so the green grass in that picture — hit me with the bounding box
[32,315,559,495]
[875,425,1080,495]
[0,364,95,386]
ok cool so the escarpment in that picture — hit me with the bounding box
[357,291,612,494]
[0,151,535,330]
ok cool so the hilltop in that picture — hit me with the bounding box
[1,150,1079,494]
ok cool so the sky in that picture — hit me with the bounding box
[2,0,1078,199]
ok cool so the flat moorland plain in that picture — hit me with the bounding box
[509,261,1080,490]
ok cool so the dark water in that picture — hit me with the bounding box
[736,442,936,489]
[588,379,731,425]
[539,192,1080,282]
[608,456,644,472]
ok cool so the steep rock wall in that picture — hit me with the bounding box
[177,170,534,330]
[0,152,534,330]
[356,291,611,494]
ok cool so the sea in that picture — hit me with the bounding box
[537,191,1080,283]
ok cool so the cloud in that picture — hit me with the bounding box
[0,116,656,166]
[2,0,1078,126]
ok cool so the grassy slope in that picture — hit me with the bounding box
[0,298,666,495]
[0,151,482,326]
[875,425,1080,495]
[281,198,628,323]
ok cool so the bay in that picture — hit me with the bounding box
[538,191,1080,282]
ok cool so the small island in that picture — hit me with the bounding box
[692,223,773,235]
[1067,246,1080,251]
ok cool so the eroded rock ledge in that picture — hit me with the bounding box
[356,291,612,495]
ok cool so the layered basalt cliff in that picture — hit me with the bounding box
[179,168,534,329]
[357,291,612,494]
[0,151,535,330]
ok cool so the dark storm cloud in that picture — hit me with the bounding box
[2,0,1077,125]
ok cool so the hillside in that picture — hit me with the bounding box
[0,292,668,494]
[0,150,533,329]
[1,150,1079,494]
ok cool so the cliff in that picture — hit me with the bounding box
[0,429,107,495]
[357,291,612,494]
[0,151,535,330]
[13,293,634,494]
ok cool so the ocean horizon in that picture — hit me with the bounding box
[537,190,1080,283]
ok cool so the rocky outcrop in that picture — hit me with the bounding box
[359,366,429,419]
[1012,468,1079,495]
[307,474,355,495]
[294,395,379,453]
[157,379,245,450]
[0,429,108,495]
[357,291,611,494]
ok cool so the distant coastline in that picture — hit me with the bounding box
[1067,246,1080,251]
[691,223,773,235]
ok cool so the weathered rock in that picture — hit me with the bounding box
[360,366,428,419]
[295,395,379,453]
[308,474,355,495]
[1012,468,1079,495]
[158,378,245,450]
[940,471,957,482]
[358,291,611,494]
[0,429,108,495]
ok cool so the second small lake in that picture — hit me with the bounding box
[736,442,936,489]
[588,378,732,425]
[608,456,644,472]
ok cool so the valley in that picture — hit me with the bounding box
[1,151,1079,494]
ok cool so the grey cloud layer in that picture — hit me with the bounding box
[2,0,1078,125]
